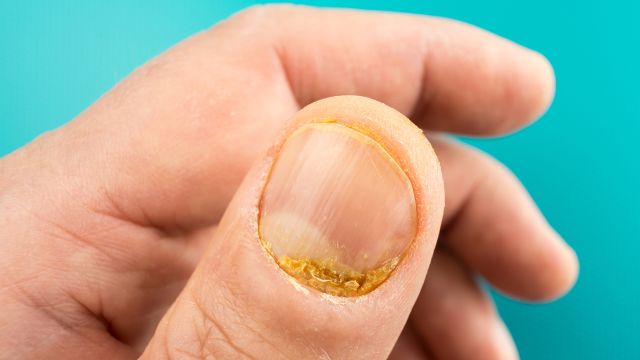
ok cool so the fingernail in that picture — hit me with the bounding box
[259,123,417,296]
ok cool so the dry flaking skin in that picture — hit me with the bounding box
[258,121,417,297]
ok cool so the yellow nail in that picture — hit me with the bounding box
[259,122,417,296]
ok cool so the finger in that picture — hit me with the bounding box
[9,5,554,233]
[268,5,555,134]
[389,326,431,360]
[142,97,444,358]
[432,137,578,301]
[411,250,518,360]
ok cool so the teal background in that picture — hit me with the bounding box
[1,1,637,358]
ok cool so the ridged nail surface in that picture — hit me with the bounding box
[259,122,417,296]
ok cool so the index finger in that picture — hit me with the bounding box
[263,5,555,135]
[12,5,555,232]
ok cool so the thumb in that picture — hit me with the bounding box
[142,96,444,359]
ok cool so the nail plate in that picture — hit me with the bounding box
[259,122,417,296]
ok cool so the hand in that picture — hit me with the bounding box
[0,5,577,359]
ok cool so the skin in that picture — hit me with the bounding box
[0,5,578,360]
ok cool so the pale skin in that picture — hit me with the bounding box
[0,5,578,360]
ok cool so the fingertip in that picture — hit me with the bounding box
[493,47,557,135]
[530,235,579,302]
[525,50,556,124]
[505,228,579,303]
[560,242,580,296]
[147,96,444,358]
